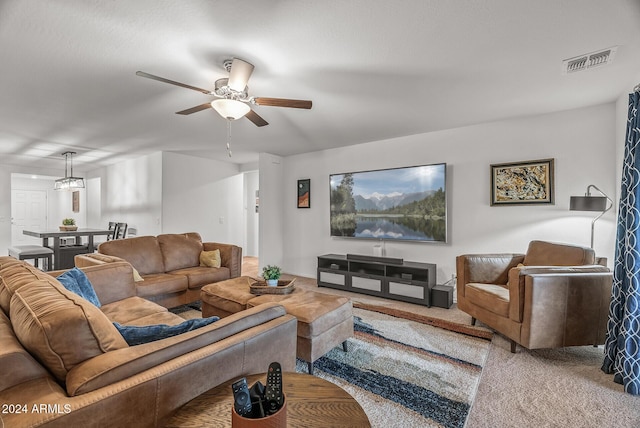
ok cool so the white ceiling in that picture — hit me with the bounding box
[2,0,640,171]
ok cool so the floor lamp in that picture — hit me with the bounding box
[569,184,613,248]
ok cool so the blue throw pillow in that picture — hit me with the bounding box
[113,317,219,346]
[57,267,101,307]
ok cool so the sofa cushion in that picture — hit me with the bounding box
[0,262,60,314]
[523,240,595,266]
[200,249,221,268]
[168,266,231,289]
[135,273,188,297]
[10,279,128,382]
[465,282,510,317]
[0,311,49,392]
[158,233,203,272]
[57,267,101,307]
[132,267,144,282]
[120,311,188,326]
[101,296,171,324]
[0,255,22,270]
[78,262,138,305]
[99,236,165,275]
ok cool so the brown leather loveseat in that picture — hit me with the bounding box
[0,256,296,427]
[75,232,241,308]
[456,240,612,352]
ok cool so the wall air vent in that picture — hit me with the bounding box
[562,46,618,74]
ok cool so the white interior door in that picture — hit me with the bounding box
[11,190,48,246]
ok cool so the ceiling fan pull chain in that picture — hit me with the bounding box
[226,119,232,157]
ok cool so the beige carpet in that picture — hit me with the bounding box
[243,257,640,427]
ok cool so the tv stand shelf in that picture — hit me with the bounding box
[317,254,436,306]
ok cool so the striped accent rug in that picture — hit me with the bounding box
[296,307,492,428]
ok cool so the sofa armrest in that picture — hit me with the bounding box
[65,303,294,396]
[75,253,127,268]
[507,265,610,322]
[204,242,242,277]
[520,271,612,348]
[456,253,524,300]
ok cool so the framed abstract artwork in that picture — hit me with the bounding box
[490,158,554,205]
[297,179,310,208]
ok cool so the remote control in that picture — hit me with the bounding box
[264,361,283,415]
[231,377,253,417]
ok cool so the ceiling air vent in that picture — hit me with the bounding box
[562,46,618,74]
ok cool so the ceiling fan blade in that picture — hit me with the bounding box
[176,103,212,115]
[245,109,269,127]
[227,58,254,92]
[254,97,312,109]
[136,71,212,95]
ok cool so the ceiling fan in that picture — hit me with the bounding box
[136,58,312,127]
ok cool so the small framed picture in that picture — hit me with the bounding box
[72,191,80,212]
[297,179,310,208]
[490,158,554,205]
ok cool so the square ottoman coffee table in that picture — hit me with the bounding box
[201,276,353,374]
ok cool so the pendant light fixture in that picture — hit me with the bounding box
[54,151,85,190]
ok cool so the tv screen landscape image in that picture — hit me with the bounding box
[330,163,447,242]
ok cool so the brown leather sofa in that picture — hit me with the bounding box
[75,232,241,308]
[456,240,612,352]
[0,256,297,427]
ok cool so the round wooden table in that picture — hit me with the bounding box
[165,372,370,428]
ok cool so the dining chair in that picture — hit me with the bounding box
[115,223,128,239]
[107,222,118,241]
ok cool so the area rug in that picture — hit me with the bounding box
[173,303,491,428]
[296,307,491,428]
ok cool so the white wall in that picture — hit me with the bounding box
[86,177,101,228]
[243,170,259,256]
[274,103,618,283]
[87,152,163,237]
[0,163,81,252]
[258,153,284,270]
[161,152,244,246]
[85,151,246,246]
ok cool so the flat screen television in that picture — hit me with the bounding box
[329,163,447,243]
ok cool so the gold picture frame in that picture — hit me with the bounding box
[490,158,554,205]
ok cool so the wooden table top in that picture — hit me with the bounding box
[165,372,370,428]
[23,228,112,238]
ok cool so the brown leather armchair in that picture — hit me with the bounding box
[456,240,612,352]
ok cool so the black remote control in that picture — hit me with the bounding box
[264,361,283,415]
[231,377,253,417]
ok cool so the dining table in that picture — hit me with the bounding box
[22,228,113,270]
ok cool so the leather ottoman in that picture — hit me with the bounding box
[200,276,255,317]
[201,277,353,374]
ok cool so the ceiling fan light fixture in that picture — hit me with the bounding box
[210,99,250,120]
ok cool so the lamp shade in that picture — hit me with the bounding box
[210,99,250,120]
[569,196,607,211]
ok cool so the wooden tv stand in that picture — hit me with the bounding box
[317,254,436,306]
